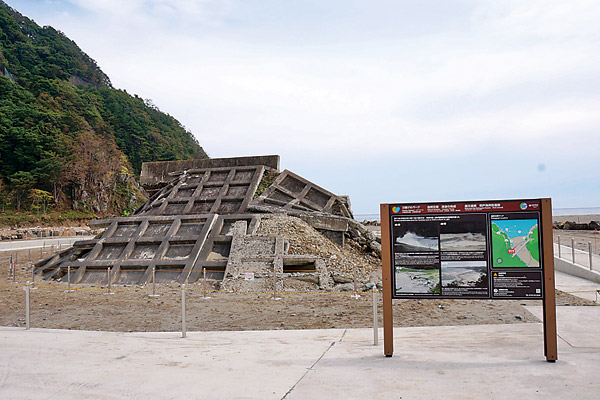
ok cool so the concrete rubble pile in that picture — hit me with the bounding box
[34,155,382,292]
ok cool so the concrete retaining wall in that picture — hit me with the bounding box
[140,155,280,188]
[554,256,600,283]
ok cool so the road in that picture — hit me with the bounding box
[0,236,94,253]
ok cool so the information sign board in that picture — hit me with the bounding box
[388,199,544,300]
[380,198,557,361]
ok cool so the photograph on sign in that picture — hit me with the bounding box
[393,221,439,252]
[388,200,544,300]
[394,265,440,294]
[441,261,487,289]
[439,215,487,251]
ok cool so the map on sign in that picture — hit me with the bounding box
[491,219,540,268]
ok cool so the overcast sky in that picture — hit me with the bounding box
[7,0,600,214]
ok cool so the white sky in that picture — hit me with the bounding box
[7,0,600,214]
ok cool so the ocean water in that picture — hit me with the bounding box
[492,219,537,239]
[356,207,600,222]
[552,207,600,216]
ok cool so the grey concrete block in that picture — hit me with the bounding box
[141,155,280,189]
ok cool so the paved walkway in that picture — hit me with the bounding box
[554,270,600,302]
[1,266,598,399]
[0,236,94,253]
[1,307,599,400]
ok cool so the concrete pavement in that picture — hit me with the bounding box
[554,270,600,302]
[1,270,598,399]
[1,307,599,400]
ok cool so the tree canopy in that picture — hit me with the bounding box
[0,1,207,215]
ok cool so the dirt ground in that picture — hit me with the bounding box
[1,247,595,332]
[554,229,600,255]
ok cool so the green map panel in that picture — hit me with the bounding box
[491,220,540,268]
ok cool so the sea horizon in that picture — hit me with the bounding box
[355,206,600,222]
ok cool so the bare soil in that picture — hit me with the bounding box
[1,248,595,333]
[554,229,600,255]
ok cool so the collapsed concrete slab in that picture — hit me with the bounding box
[136,165,267,216]
[35,155,381,290]
[249,169,353,218]
[298,214,348,247]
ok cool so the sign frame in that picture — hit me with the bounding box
[380,198,557,362]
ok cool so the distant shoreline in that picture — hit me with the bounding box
[552,214,600,224]
[355,211,600,224]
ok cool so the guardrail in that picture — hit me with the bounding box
[555,235,599,272]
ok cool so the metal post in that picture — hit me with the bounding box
[201,267,211,299]
[181,283,187,338]
[203,268,207,298]
[557,235,561,258]
[105,267,113,295]
[25,282,30,330]
[589,242,593,271]
[571,238,575,263]
[271,267,280,300]
[351,270,360,299]
[9,254,13,281]
[149,267,159,297]
[65,266,73,293]
[372,286,378,346]
[28,248,31,262]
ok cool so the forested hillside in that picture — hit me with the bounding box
[0,1,207,217]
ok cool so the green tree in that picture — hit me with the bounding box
[8,170,35,210]
[30,188,53,215]
[0,2,207,215]
[0,178,9,212]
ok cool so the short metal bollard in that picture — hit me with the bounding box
[372,286,378,346]
[558,235,561,258]
[181,283,187,338]
[9,254,15,282]
[65,266,74,293]
[271,268,281,300]
[201,267,211,299]
[105,267,114,295]
[589,242,593,271]
[571,238,575,263]
[24,282,31,330]
[149,267,160,297]
[351,270,361,299]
